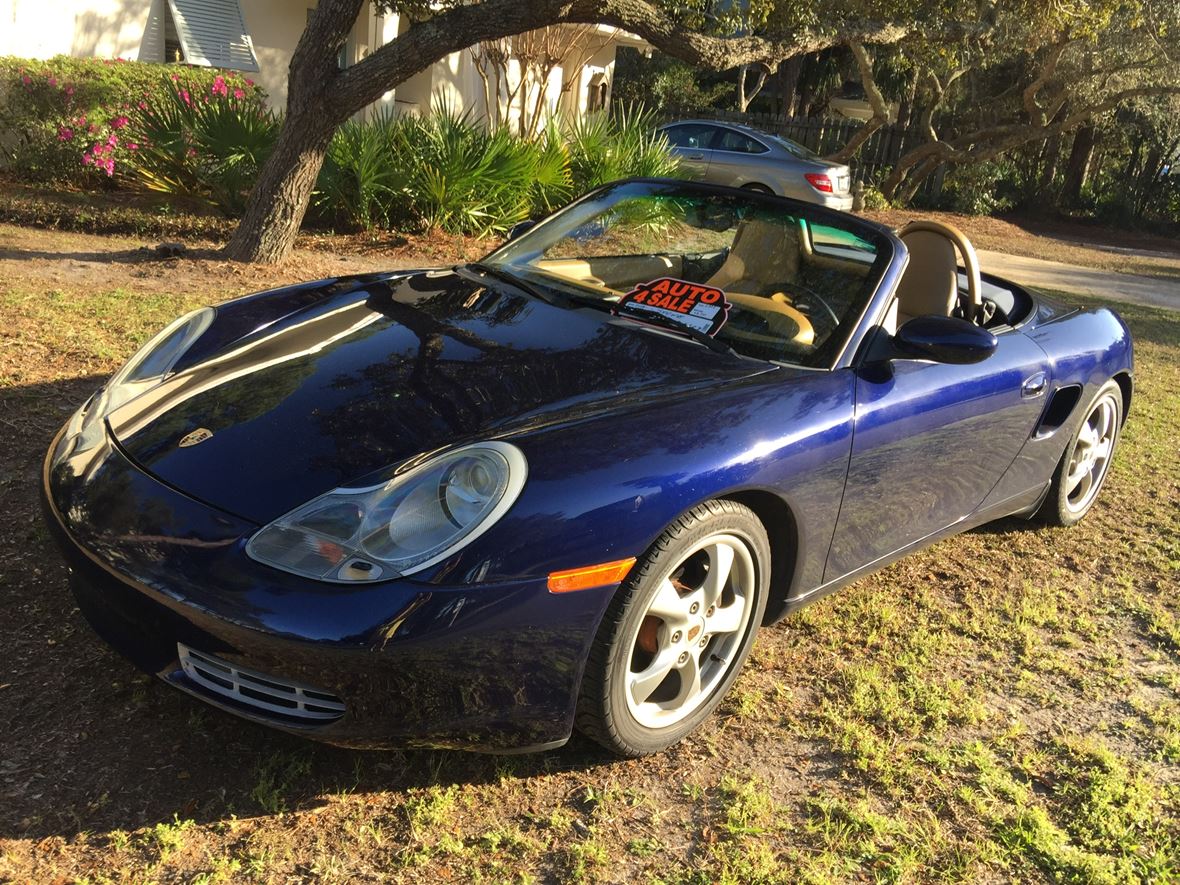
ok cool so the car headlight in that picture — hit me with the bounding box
[70,307,214,451]
[245,442,528,583]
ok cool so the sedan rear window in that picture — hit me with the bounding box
[714,129,768,154]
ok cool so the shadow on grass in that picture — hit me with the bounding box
[0,245,226,265]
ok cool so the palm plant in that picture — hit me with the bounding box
[314,113,403,230]
[565,105,679,193]
[128,80,279,216]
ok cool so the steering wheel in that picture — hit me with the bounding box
[726,292,815,346]
[770,283,840,330]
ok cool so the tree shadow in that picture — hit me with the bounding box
[0,374,619,843]
[0,245,225,265]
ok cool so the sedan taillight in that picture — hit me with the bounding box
[805,173,833,193]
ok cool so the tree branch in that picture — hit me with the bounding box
[1022,38,1073,127]
[333,0,943,120]
[827,41,890,163]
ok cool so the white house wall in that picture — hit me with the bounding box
[0,0,154,59]
[0,1,634,122]
[238,0,307,105]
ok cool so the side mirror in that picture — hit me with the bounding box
[506,220,536,241]
[894,315,997,364]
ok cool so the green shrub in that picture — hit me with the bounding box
[311,105,672,236]
[127,76,279,215]
[0,56,264,186]
[565,105,679,193]
[938,158,1019,215]
[860,184,891,211]
[314,114,403,230]
[388,108,542,234]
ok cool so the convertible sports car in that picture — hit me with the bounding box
[42,179,1132,757]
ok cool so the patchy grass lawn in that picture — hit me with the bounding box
[0,229,1177,884]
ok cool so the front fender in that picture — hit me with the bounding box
[418,369,858,602]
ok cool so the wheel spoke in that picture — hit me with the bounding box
[708,597,746,635]
[1066,459,1089,494]
[670,650,702,708]
[629,646,679,706]
[1071,468,1094,503]
[1098,401,1115,438]
[647,578,687,624]
[701,542,735,608]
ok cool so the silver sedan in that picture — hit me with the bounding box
[658,119,854,211]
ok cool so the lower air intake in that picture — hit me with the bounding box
[178,643,345,722]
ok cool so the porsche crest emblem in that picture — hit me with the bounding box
[178,428,214,448]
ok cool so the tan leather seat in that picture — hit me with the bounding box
[708,217,801,294]
[882,220,983,333]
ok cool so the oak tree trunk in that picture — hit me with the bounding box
[1059,125,1096,207]
[223,113,336,263]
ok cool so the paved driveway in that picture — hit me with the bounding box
[978,249,1180,312]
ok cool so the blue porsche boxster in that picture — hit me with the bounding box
[42,179,1132,756]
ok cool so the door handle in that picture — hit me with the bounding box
[684,153,705,160]
[1021,372,1048,398]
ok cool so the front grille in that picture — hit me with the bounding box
[178,643,345,722]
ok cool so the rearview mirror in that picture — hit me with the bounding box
[894,315,997,364]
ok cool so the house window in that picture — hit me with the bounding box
[166,0,259,71]
[586,72,608,112]
[163,5,185,63]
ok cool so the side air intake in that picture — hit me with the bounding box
[1034,384,1082,438]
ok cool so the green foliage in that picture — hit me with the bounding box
[937,159,1018,216]
[613,49,730,112]
[314,114,402,230]
[311,105,674,235]
[0,56,263,186]
[127,77,279,216]
[389,107,548,234]
[565,105,679,194]
[859,185,891,210]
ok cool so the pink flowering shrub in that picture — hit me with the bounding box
[0,55,267,187]
[126,75,279,214]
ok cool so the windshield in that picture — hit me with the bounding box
[483,180,891,368]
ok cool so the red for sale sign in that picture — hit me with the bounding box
[615,277,732,337]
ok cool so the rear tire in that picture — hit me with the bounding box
[1038,380,1122,526]
[575,500,770,757]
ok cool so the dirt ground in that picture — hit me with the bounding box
[0,222,1177,883]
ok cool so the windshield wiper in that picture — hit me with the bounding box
[613,306,738,357]
[464,262,570,308]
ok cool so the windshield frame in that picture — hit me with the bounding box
[481,178,901,372]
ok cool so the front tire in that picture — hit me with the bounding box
[575,500,770,756]
[1038,380,1123,526]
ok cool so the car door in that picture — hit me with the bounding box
[823,324,1051,582]
[705,127,773,190]
[661,123,716,180]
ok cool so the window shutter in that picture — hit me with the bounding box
[166,0,260,71]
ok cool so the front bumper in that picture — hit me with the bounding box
[41,425,614,752]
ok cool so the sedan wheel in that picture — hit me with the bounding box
[1040,380,1123,526]
[576,500,770,756]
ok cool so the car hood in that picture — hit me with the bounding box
[107,269,773,524]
